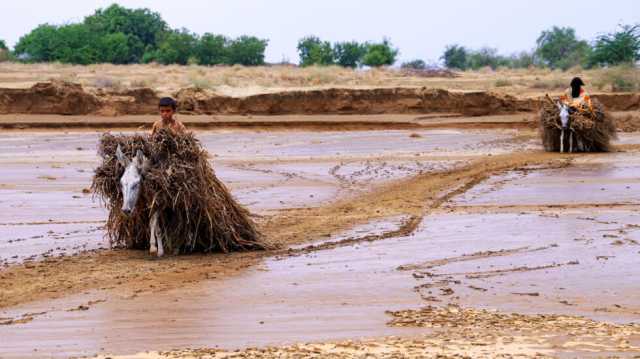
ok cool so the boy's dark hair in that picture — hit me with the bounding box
[159,97,177,110]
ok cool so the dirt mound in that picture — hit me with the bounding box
[0,81,100,115]
[593,93,640,111]
[172,87,535,116]
[96,87,160,116]
[0,81,637,117]
[614,112,640,132]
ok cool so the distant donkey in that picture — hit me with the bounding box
[557,101,575,153]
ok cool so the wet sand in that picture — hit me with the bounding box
[1,125,639,358]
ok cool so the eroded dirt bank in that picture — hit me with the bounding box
[1,81,638,117]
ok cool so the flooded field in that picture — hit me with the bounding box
[1,125,639,358]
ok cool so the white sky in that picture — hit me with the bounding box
[2,0,638,64]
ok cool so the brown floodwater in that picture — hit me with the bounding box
[1,148,639,358]
[0,128,511,265]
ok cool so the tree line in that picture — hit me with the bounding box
[0,4,638,70]
[441,25,640,71]
[6,4,267,66]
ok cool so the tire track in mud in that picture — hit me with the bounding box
[0,151,573,311]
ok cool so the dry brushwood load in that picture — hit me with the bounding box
[539,96,617,152]
[92,129,266,254]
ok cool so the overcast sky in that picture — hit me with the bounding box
[2,1,638,64]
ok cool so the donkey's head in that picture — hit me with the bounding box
[556,102,570,129]
[115,145,150,215]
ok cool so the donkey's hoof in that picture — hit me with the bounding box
[149,247,158,255]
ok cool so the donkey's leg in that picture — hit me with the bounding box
[156,220,164,257]
[149,212,158,255]
[569,132,573,153]
[560,130,564,153]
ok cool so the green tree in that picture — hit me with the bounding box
[333,41,367,68]
[362,39,398,67]
[0,40,8,62]
[196,33,228,65]
[156,29,197,65]
[589,24,640,67]
[97,32,131,64]
[14,24,59,62]
[441,44,468,70]
[536,26,591,70]
[227,36,268,66]
[297,36,334,66]
[85,4,168,62]
[52,24,100,64]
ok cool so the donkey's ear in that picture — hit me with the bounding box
[135,149,146,166]
[115,145,129,167]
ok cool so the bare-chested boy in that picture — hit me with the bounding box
[151,97,187,135]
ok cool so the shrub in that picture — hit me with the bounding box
[297,36,334,66]
[589,24,640,67]
[441,44,468,70]
[333,41,367,68]
[362,39,398,67]
[401,59,427,70]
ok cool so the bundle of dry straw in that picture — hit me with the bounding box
[539,98,617,152]
[92,129,266,254]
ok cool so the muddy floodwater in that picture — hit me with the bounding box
[0,129,517,265]
[1,128,639,358]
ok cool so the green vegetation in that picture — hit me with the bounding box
[535,26,591,70]
[441,45,468,70]
[297,37,397,67]
[334,41,368,68]
[297,36,336,66]
[442,24,639,71]
[441,45,536,70]
[401,59,427,70]
[12,4,267,66]
[589,25,640,67]
[362,39,398,67]
[2,4,638,71]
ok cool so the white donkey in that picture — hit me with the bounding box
[115,145,165,257]
[556,102,574,153]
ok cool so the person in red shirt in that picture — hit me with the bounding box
[559,77,592,111]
